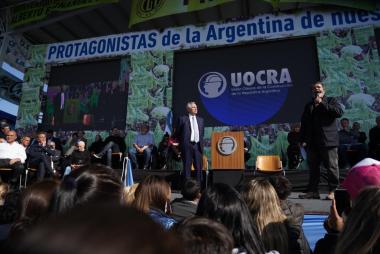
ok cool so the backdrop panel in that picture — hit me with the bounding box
[173,37,320,127]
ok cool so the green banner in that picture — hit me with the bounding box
[129,0,233,27]
[10,0,119,28]
[263,0,376,11]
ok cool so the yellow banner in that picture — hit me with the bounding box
[10,0,119,28]
[129,0,233,27]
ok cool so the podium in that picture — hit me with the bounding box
[211,131,245,170]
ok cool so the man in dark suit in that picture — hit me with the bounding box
[53,85,66,126]
[171,178,201,221]
[174,101,204,183]
[299,81,343,200]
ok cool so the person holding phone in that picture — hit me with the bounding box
[63,141,91,177]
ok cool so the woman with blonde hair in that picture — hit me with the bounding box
[133,175,176,230]
[241,178,301,254]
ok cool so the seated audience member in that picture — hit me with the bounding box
[338,118,354,169]
[287,124,303,169]
[0,131,26,188]
[47,141,62,174]
[129,124,154,169]
[175,216,234,254]
[242,178,304,254]
[88,134,104,155]
[0,123,10,143]
[20,135,31,150]
[369,116,380,160]
[351,121,367,144]
[13,204,183,254]
[77,130,87,145]
[196,183,266,254]
[93,127,126,167]
[157,133,181,170]
[26,132,55,181]
[314,158,380,254]
[50,164,123,215]
[46,130,62,151]
[171,178,201,221]
[133,175,176,230]
[63,141,90,177]
[7,180,59,243]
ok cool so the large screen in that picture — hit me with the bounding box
[173,37,320,127]
[43,59,127,131]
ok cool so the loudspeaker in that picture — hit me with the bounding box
[209,170,244,189]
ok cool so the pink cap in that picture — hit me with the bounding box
[342,158,380,199]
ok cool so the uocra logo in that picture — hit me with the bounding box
[198,72,227,98]
[137,0,165,18]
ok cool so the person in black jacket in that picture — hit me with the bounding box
[299,81,343,200]
[93,128,126,167]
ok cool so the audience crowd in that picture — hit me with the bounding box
[0,118,380,253]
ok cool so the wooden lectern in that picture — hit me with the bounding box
[211,131,245,170]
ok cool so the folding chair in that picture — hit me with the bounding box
[255,155,285,176]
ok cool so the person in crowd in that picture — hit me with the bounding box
[175,216,234,254]
[315,158,380,254]
[0,130,26,188]
[12,204,183,254]
[53,85,66,126]
[20,135,31,150]
[369,116,380,160]
[93,127,126,167]
[47,141,62,175]
[299,81,343,200]
[196,183,266,254]
[133,175,176,230]
[0,182,9,206]
[241,178,303,254]
[63,141,91,177]
[171,178,201,222]
[128,124,154,169]
[50,164,123,215]
[7,180,59,243]
[123,183,139,205]
[26,132,55,181]
[157,133,181,170]
[46,130,62,151]
[287,123,303,169]
[0,190,21,246]
[174,101,204,184]
[88,134,104,155]
[351,121,367,144]
[0,123,10,143]
[338,118,354,170]
[315,187,380,254]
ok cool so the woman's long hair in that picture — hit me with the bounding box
[196,183,265,254]
[241,178,289,254]
[50,164,123,214]
[133,175,171,213]
[335,186,380,254]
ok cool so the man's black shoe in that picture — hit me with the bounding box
[299,192,320,199]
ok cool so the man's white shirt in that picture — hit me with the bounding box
[0,142,27,163]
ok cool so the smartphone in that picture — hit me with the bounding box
[335,188,351,216]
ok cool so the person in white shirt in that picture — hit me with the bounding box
[0,130,26,188]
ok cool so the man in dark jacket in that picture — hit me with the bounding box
[93,127,126,167]
[299,81,343,200]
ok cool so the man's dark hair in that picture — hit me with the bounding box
[267,176,292,200]
[340,118,349,122]
[175,216,234,254]
[181,179,201,201]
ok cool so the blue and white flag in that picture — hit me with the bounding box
[123,157,134,187]
[164,110,173,135]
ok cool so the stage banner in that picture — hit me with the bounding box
[9,0,119,28]
[129,0,233,27]
[46,8,380,64]
[173,37,319,127]
[264,0,376,11]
